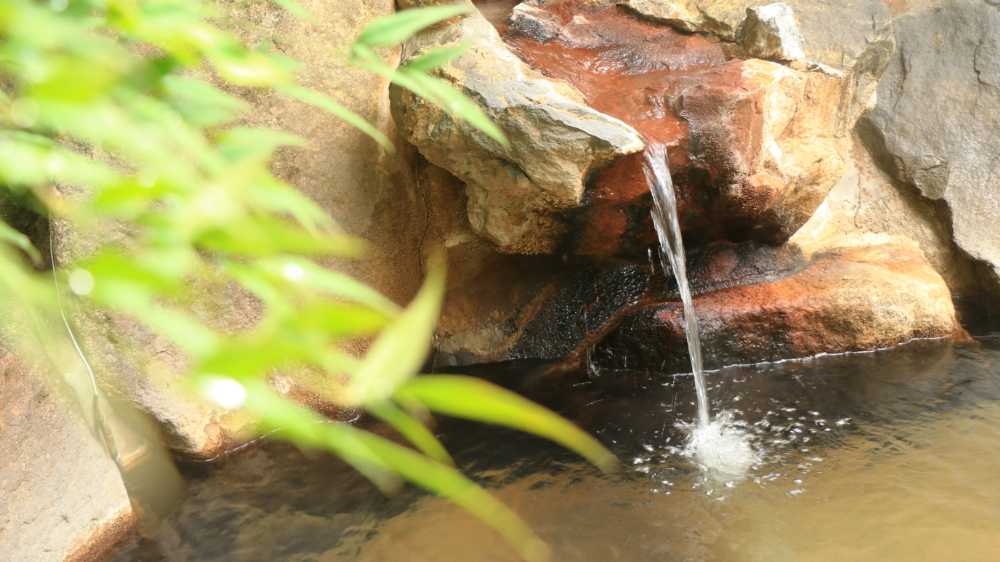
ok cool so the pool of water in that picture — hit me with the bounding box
[112,335,1000,562]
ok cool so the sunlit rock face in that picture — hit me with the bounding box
[0,353,134,562]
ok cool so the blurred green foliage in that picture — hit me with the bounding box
[0,1,615,559]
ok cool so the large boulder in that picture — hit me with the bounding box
[859,0,1000,299]
[619,0,893,66]
[594,236,962,372]
[791,134,982,303]
[493,2,854,253]
[0,353,133,562]
[391,5,645,254]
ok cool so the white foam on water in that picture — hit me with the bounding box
[682,411,760,479]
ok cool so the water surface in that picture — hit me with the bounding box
[112,336,1000,562]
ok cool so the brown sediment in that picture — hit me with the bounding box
[65,508,135,562]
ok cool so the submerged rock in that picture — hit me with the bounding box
[594,236,962,371]
[392,6,645,254]
[860,0,1000,300]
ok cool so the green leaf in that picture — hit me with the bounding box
[402,44,468,72]
[290,301,390,338]
[163,75,248,127]
[238,379,400,491]
[278,84,392,150]
[257,257,401,316]
[0,220,41,264]
[346,251,445,405]
[355,4,470,49]
[368,400,453,465]
[216,127,306,162]
[352,46,508,147]
[196,216,367,258]
[405,71,507,146]
[239,381,549,562]
[396,375,619,473]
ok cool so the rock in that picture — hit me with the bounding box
[508,2,562,42]
[791,134,981,302]
[619,0,892,65]
[0,353,134,562]
[619,0,739,36]
[432,237,808,366]
[737,3,806,62]
[493,3,853,253]
[594,236,962,371]
[860,0,1000,299]
[617,0,894,124]
[391,6,645,254]
[676,58,850,243]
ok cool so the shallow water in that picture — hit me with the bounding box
[112,336,1000,562]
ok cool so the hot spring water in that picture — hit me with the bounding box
[642,143,757,477]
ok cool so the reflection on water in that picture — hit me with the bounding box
[113,337,1000,562]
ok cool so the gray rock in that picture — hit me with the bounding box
[392,8,645,254]
[860,0,1000,297]
[737,3,806,62]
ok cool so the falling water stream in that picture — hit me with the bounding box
[643,143,757,477]
[642,143,710,427]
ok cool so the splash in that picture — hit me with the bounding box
[682,411,760,479]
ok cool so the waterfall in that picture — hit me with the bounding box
[642,143,711,428]
[642,143,757,478]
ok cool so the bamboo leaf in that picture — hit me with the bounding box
[257,257,401,316]
[355,4,470,49]
[368,400,453,465]
[346,251,445,405]
[352,46,508,147]
[405,71,507,146]
[397,375,619,472]
[0,220,41,264]
[270,0,308,18]
[278,84,392,150]
[238,381,549,561]
[403,44,468,72]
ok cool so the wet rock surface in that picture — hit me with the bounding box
[593,237,962,372]
[860,0,1000,300]
[433,240,808,366]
